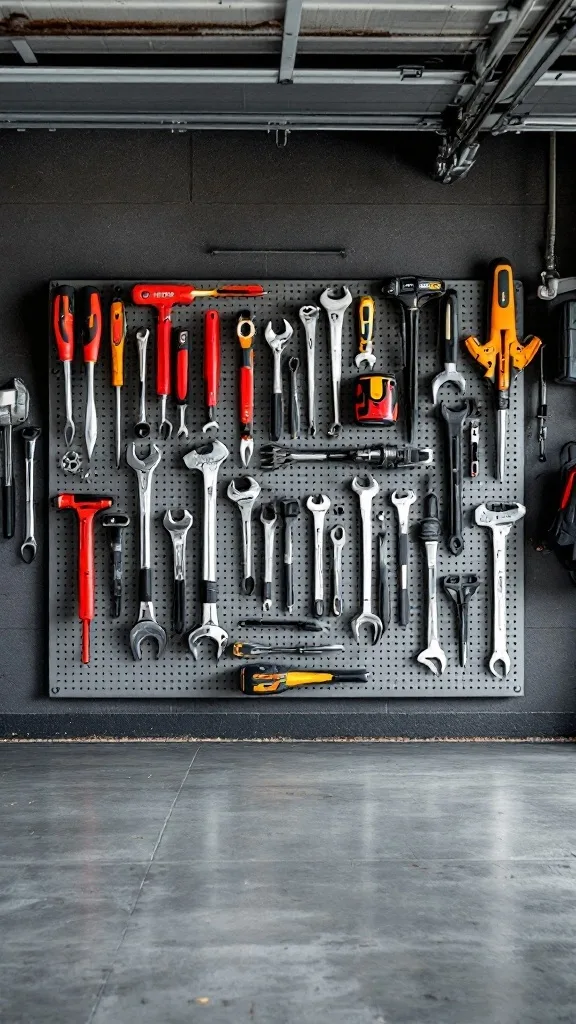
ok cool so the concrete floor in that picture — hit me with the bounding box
[1,742,575,1023]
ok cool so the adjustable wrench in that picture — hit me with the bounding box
[260,502,278,613]
[265,319,293,441]
[431,290,466,405]
[319,286,353,437]
[20,425,41,563]
[330,524,345,617]
[416,490,447,675]
[227,476,261,596]
[183,439,229,660]
[474,501,525,678]
[351,475,382,643]
[134,329,151,440]
[126,443,167,659]
[390,488,416,627]
[163,508,193,634]
[299,304,320,437]
[440,398,475,555]
[306,494,331,618]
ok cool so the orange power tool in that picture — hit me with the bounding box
[464,259,541,481]
[131,283,265,439]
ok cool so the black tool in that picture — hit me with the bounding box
[537,345,547,462]
[239,664,369,695]
[354,373,398,426]
[101,513,130,618]
[260,444,432,471]
[237,618,327,632]
[382,275,445,443]
[442,574,480,667]
[377,516,391,632]
[288,356,301,439]
[548,442,576,583]
[232,643,344,658]
[279,499,300,614]
[439,398,475,555]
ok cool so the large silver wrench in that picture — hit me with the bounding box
[475,502,525,679]
[260,502,278,612]
[126,442,167,659]
[299,304,320,437]
[330,524,346,617]
[20,426,41,563]
[264,319,293,441]
[163,508,193,635]
[417,524,447,676]
[134,329,151,440]
[390,488,416,627]
[184,439,229,660]
[351,475,382,643]
[319,286,352,437]
[306,494,331,618]
[227,476,261,596]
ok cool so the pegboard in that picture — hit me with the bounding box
[48,279,524,699]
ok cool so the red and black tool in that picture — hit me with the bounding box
[354,373,398,426]
[53,493,113,664]
[174,329,189,440]
[237,310,255,466]
[81,286,103,466]
[52,285,76,446]
[203,309,221,433]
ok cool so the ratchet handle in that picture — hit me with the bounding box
[52,286,75,362]
[110,297,126,387]
[81,287,102,364]
[204,310,221,407]
[2,481,14,539]
[175,330,189,403]
[440,290,459,365]
[173,578,186,635]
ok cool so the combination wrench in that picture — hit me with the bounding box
[163,508,193,635]
[474,501,525,678]
[227,476,261,596]
[319,286,353,437]
[298,304,320,437]
[306,494,331,618]
[126,442,167,659]
[134,329,151,439]
[416,490,447,675]
[390,488,416,627]
[330,524,346,617]
[261,502,278,613]
[351,475,382,643]
[264,319,293,441]
[20,425,41,563]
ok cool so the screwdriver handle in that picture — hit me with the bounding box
[81,287,102,364]
[52,286,75,363]
[175,330,189,403]
[216,284,264,297]
[110,297,126,388]
[204,310,221,408]
[357,296,375,353]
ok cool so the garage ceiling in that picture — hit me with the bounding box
[0,0,575,179]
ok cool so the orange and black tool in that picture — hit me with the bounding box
[175,329,190,440]
[237,310,256,467]
[354,373,398,426]
[110,293,126,468]
[239,664,369,695]
[53,493,113,664]
[202,309,221,434]
[52,285,75,446]
[464,259,541,481]
[81,287,103,467]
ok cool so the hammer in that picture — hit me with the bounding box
[53,494,113,664]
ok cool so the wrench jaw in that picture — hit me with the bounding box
[130,608,168,660]
[187,612,228,662]
[240,437,254,468]
[354,352,376,371]
[417,645,447,676]
[489,650,511,679]
[431,368,467,406]
[20,538,37,564]
[351,612,383,646]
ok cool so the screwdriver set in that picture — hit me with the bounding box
[47,276,526,699]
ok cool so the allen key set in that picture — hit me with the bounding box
[48,274,526,699]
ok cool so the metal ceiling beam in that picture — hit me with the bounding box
[279,0,303,83]
[0,66,465,85]
[0,112,442,130]
[492,15,576,130]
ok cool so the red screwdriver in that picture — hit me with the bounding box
[52,285,75,446]
[81,287,103,466]
[202,310,221,433]
[237,310,256,466]
[175,329,189,440]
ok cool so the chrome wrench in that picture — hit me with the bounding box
[474,501,525,678]
[416,490,447,675]
[134,329,151,440]
[163,508,193,635]
[351,475,382,643]
[227,476,261,596]
[264,319,293,442]
[299,304,320,437]
[126,442,167,659]
[260,502,278,613]
[20,425,41,563]
[306,494,331,618]
[330,524,346,617]
[390,488,416,627]
[319,286,352,437]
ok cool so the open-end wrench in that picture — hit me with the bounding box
[227,476,261,596]
[330,524,345,617]
[351,475,382,643]
[298,304,320,437]
[440,398,475,555]
[134,329,151,440]
[163,508,193,634]
[279,499,300,614]
[417,490,447,675]
[319,286,353,437]
[20,425,41,563]
[261,502,278,613]
[126,442,167,659]
[184,439,229,660]
[390,488,416,627]
[265,319,293,441]
[442,574,480,667]
[431,290,466,405]
[306,494,331,618]
[474,501,525,679]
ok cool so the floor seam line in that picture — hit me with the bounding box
[84,747,200,1024]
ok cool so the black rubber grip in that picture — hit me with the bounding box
[441,290,459,365]
[138,568,152,603]
[270,392,283,442]
[398,532,409,569]
[263,581,272,603]
[399,589,410,628]
[201,581,218,604]
[2,481,15,539]
[313,599,324,619]
[285,572,294,612]
[173,579,186,635]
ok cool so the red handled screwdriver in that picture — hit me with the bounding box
[237,311,255,467]
[175,329,189,440]
[202,310,221,434]
[81,287,103,466]
[52,285,75,446]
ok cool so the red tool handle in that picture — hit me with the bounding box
[81,287,102,364]
[52,286,75,362]
[239,350,254,429]
[215,284,265,297]
[156,315,172,398]
[175,330,189,403]
[204,310,221,408]
[78,510,97,663]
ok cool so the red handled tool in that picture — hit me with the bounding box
[53,493,113,664]
[110,293,126,468]
[175,329,189,439]
[236,310,255,466]
[81,287,103,466]
[131,282,265,440]
[202,310,221,433]
[52,285,75,446]
[354,373,398,426]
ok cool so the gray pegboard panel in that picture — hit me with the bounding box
[48,279,524,699]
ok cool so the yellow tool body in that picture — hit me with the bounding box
[355,296,376,369]
[239,664,369,695]
[110,297,126,468]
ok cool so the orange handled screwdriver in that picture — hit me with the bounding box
[464,259,541,480]
[237,310,256,467]
[240,664,369,695]
[110,294,126,468]
[52,285,75,446]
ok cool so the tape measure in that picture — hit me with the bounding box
[354,373,398,426]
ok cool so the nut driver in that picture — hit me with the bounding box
[442,574,480,667]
